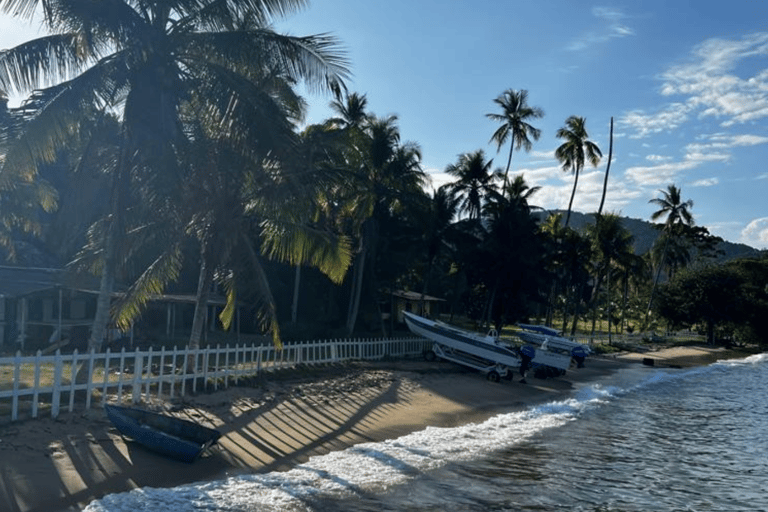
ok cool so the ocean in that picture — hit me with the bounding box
[83,353,768,512]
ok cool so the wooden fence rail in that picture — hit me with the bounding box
[0,337,429,423]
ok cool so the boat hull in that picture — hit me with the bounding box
[403,312,573,371]
[403,312,520,368]
[105,404,222,463]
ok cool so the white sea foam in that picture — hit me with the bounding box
[84,384,620,512]
[86,354,768,512]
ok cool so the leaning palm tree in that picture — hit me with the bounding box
[486,89,543,196]
[555,116,602,227]
[646,184,694,316]
[0,0,349,352]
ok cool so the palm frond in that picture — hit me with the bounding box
[260,218,351,284]
[113,244,183,330]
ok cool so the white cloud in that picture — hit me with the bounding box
[625,160,698,187]
[566,6,635,51]
[646,154,672,162]
[691,177,719,187]
[659,32,768,127]
[620,103,692,138]
[740,217,768,249]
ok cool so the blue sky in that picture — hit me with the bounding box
[2,1,767,249]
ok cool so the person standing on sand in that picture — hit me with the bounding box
[519,352,532,384]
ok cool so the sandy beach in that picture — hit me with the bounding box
[0,345,749,512]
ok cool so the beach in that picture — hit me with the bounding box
[0,345,747,512]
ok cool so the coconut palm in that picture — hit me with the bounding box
[646,184,694,315]
[445,150,498,221]
[587,213,635,340]
[486,89,543,196]
[0,0,349,351]
[340,114,427,335]
[555,116,602,227]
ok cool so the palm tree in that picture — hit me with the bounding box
[445,150,498,221]
[340,114,427,335]
[587,213,634,341]
[646,184,694,316]
[555,116,602,227]
[0,0,349,351]
[486,89,543,196]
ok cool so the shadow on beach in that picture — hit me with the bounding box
[0,357,624,512]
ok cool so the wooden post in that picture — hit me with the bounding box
[51,350,62,418]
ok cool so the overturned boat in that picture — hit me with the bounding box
[105,404,222,463]
[403,312,573,381]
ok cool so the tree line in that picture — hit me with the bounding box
[0,0,764,353]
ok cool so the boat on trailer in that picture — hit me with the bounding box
[105,404,222,463]
[402,312,573,381]
[516,324,591,362]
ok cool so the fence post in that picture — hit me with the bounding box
[117,348,126,404]
[51,350,63,419]
[102,348,112,407]
[86,349,96,410]
[32,350,42,419]
[68,349,78,413]
[132,350,143,404]
[11,351,21,422]
[144,347,153,399]
[158,346,166,399]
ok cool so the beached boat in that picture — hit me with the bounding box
[402,311,573,380]
[516,323,591,362]
[104,404,222,463]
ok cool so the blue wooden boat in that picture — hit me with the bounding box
[104,404,222,463]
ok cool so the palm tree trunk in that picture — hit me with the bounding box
[596,118,614,217]
[88,227,117,353]
[564,168,581,228]
[502,140,515,198]
[187,245,214,377]
[291,264,301,324]
[346,249,366,336]
[646,233,670,321]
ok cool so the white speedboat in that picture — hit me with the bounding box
[516,323,591,361]
[403,312,573,381]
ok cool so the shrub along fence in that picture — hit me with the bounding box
[0,337,429,423]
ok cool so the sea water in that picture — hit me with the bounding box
[84,353,768,512]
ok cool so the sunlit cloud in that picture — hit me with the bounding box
[646,154,672,162]
[566,6,635,52]
[625,160,698,187]
[740,217,768,249]
[691,177,719,187]
[620,103,692,138]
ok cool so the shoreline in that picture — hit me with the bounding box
[0,346,751,512]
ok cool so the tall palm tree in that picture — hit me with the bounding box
[445,150,498,221]
[555,116,602,227]
[486,89,543,196]
[0,0,349,351]
[646,184,694,316]
[587,213,634,341]
[340,114,427,335]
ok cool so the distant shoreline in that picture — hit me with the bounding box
[0,346,753,512]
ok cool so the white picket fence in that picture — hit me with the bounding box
[0,337,429,423]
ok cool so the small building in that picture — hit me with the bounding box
[0,265,236,353]
[391,290,445,323]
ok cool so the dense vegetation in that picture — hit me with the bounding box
[0,0,765,349]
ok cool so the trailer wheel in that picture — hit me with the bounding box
[424,350,437,362]
[487,370,501,383]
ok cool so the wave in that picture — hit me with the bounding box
[84,353,765,512]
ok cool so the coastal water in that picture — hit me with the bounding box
[84,353,768,512]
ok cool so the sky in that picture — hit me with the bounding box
[1,1,767,249]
